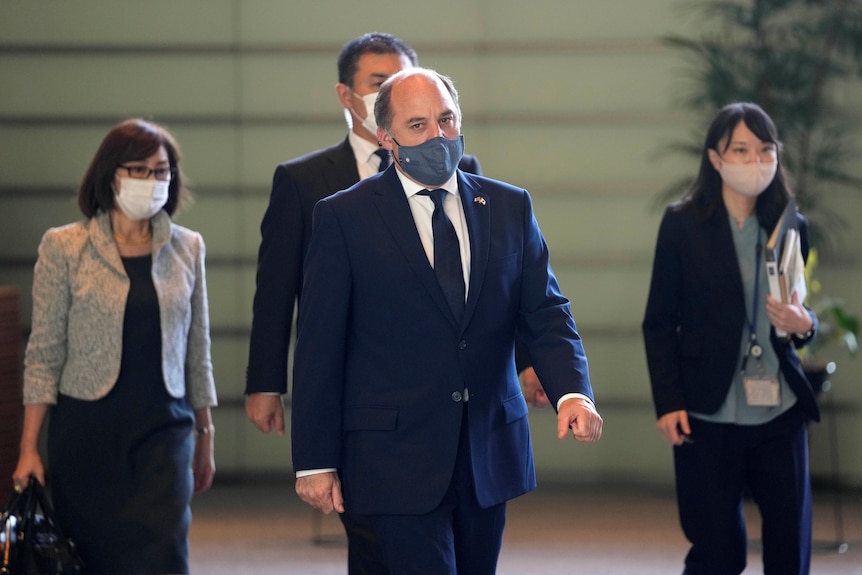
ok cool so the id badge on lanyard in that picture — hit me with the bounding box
[742,229,779,407]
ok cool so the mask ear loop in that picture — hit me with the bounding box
[349,91,379,135]
[388,135,404,167]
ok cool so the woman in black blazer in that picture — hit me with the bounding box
[643,102,818,575]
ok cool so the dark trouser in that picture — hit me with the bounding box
[364,407,506,575]
[340,511,390,575]
[674,406,811,575]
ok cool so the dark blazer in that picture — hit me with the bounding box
[291,167,592,515]
[245,137,481,393]
[642,201,820,422]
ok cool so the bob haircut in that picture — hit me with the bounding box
[679,102,793,231]
[78,118,190,218]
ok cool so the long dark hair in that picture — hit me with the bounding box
[678,102,793,231]
[77,118,190,218]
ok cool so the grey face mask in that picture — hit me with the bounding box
[393,135,465,187]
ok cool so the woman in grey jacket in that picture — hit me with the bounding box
[13,118,217,575]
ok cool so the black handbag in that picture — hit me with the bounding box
[0,477,83,575]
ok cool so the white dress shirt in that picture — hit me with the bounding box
[397,170,471,297]
[349,131,389,180]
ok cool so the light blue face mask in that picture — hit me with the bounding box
[393,135,465,187]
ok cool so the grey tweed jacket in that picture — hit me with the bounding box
[23,210,217,409]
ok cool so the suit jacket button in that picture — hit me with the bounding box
[451,391,463,402]
[458,340,467,350]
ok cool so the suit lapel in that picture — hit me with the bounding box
[322,137,360,193]
[372,170,457,325]
[372,170,490,330]
[89,212,128,277]
[458,172,488,328]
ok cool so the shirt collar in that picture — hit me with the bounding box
[348,130,382,165]
[395,167,460,200]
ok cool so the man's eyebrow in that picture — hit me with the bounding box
[402,109,455,125]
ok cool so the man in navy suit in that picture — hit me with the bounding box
[292,68,603,574]
[246,33,485,424]
[244,33,484,574]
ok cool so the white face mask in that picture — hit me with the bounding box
[115,177,169,221]
[350,91,379,135]
[718,160,777,197]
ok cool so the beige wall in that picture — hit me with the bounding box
[2,0,860,488]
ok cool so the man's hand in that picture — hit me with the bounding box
[656,410,691,446]
[557,397,602,442]
[521,367,550,408]
[296,472,345,514]
[245,394,285,435]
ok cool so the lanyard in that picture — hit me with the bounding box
[741,228,763,373]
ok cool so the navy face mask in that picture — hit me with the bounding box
[393,135,465,187]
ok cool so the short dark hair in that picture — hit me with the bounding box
[375,68,461,133]
[78,118,190,218]
[680,102,791,229]
[336,32,418,88]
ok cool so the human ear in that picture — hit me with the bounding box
[707,149,722,172]
[335,83,354,110]
[378,127,394,151]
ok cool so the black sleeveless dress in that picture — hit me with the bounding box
[48,254,195,575]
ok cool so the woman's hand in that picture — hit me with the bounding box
[192,429,215,493]
[13,404,50,490]
[656,410,692,446]
[766,292,813,336]
[13,450,45,491]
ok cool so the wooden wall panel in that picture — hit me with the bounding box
[0,288,23,485]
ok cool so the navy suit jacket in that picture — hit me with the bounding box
[245,136,481,394]
[291,167,593,515]
[642,201,820,422]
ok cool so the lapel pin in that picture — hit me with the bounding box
[473,196,486,205]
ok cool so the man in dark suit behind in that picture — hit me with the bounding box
[245,33,481,574]
[292,68,603,575]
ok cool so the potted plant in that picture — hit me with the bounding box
[658,0,862,391]
[658,0,862,253]
[798,247,859,392]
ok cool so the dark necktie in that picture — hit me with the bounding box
[374,148,390,172]
[418,189,465,323]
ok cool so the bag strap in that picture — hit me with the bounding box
[0,489,24,519]
[25,477,71,539]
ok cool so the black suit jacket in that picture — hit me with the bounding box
[246,136,482,393]
[642,201,820,422]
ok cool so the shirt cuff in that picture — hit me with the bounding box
[296,468,337,478]
[557,393,594,412]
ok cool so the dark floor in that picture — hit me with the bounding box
[188,477,862,574]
